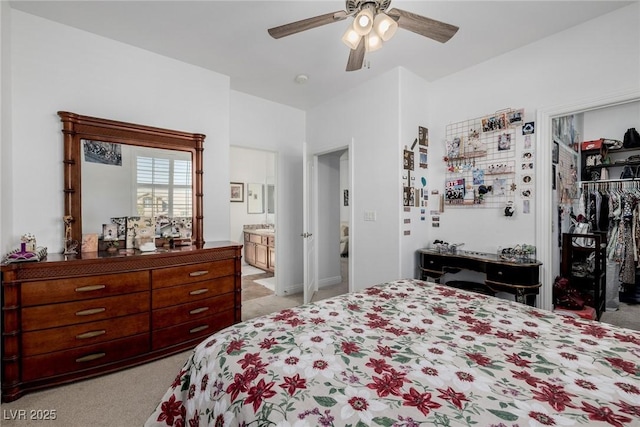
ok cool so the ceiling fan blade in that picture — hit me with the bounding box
[346,37,365,72]
[387,8,459,43]
[268,10,347,39]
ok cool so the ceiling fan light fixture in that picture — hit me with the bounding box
[341,26,362,50]
[365,31,382,52]
[373,12,398,41]
[353,7,374,35]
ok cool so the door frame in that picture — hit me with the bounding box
[304,142,353,303]
[535,89,640,311]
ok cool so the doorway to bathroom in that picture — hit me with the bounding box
[230,146,277,303]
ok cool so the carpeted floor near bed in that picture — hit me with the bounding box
[2,282,637,426]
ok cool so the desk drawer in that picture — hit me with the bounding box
[21,271,149,306]
[152,294,235,329]
[152,260,235,289]
[486,263,539,286]
[152,310,235,350]
[421,255,443,274]
[22,313,149,356]
[152,275,235,309]
[22,292,149,331]
[22,333,149,382]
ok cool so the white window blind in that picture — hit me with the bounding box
[136,156,192,217]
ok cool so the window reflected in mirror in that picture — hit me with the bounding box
[82,139,192,235]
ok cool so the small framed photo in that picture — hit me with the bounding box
[507,109,524,126]
[102,223,118,241]
[230,182,244,202]
[481,113,507,132]
[552,141,559,164]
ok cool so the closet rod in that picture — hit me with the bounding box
[579,178,640,185]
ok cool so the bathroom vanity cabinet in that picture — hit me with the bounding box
[244,230,275,272]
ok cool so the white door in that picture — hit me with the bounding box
[302,142,317,303]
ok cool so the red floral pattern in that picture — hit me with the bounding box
[146,279,640,426]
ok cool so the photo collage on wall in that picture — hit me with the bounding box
[443,108,532,212]
[402,126,430,233]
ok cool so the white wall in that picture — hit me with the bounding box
[0,1,12,256]
[5,10,230,254]
[230,91,305,294]
[583,102,640,143]
[340,151,349,222]
[399,69,432,278]
[426,3,639,254]
[307,69,402,291]
[317,151,342,286]
[307,3,639,294]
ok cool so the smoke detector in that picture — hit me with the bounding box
[294,74,309,84]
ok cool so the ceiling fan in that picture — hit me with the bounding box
[267,0,459,72]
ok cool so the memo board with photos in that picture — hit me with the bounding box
[443,109,526,209]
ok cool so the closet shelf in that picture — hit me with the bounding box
[585,160,640,171]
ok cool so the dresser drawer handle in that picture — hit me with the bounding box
[76,330,107,340]
[497,271,503,276]
[75,307,106,316]
[76,352,106,363]
[190,325,209,334]
[189,270,209,277]
[190,307,209,315]
[189,288,209,296]
[75,284,106,292]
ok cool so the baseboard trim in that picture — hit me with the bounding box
[319,275,342,288]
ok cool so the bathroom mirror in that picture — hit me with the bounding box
[59,111,205,248]
[266,184,275,214]
[247,183,264,214]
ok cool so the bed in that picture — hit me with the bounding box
[145,279,640,426]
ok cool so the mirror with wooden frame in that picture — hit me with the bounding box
[58,111,205,250]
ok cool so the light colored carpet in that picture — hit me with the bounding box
[241,264,265,276]
[253,276,275,291]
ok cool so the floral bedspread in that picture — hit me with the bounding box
[146,279,640,426]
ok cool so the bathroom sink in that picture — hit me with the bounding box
[254,229,274,233]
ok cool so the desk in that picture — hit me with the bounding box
[417,248,542,305]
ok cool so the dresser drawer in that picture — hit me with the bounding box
[21,271,149,306]
[152,310,235,350]
[152,294,235,329]
[152,275,235,309]
[22,333,149,382]
[22,313,149,357]
[152,260,235,289]
[22,292,149,331]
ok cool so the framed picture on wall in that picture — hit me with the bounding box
[230,182,244,202]
[552,141,559,164]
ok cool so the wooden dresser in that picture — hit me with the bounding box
[1,242,242,402]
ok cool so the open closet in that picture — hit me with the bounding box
[551,100,640,325]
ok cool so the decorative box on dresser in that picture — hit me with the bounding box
[1,242,242,402]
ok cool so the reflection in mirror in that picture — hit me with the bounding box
[82,141,192,235]
[247,183,264,214]
[266,184,275,214]
[58,111,205,249]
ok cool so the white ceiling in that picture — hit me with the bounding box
[9,0,633,110]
